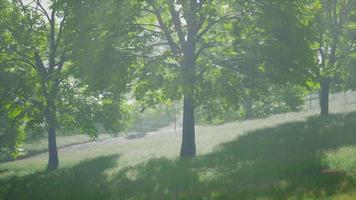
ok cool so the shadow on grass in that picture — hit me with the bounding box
[2,112,356,200]
[107,112,356,199]
[190,112,356,199]
[1,154,119,200]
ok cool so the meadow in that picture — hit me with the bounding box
[1,100,356,199]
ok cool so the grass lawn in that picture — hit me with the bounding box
[14,134,112,161]
[1,105,356,199]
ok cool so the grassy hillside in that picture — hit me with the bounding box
[1,106,356,199]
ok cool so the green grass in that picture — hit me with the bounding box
[0,133,113,163]
[1,106,356,199]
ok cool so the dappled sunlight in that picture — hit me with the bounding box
[322,145,356,173]
[1,0,356,198]
[104,112,356,199]
[2,112,356,199]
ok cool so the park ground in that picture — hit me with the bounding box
[1,97,356,199]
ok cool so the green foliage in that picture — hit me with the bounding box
[345,9,356,91]
[230,0,355,117]
[0,0,140,158]
[52,0,141,136]
[66,0,140,93]
[196,84,306,125]
[132,0,243,116]
[236,0,317,87]
[346,58,356,91]
[133,0,310,126]
[191,0,312,124]
[0,0,41,158]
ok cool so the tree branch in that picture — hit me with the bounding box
[34,0,51,22]
[153,8,181,56]
[197,12,241,41]
[55,14,67,51]
[131,22,162,29]
[195,42,224,60]
[56,47,68,70]
[167,0,186,47]
[1,54,36,69]
[34,52,47,78]
[48,8,56,76]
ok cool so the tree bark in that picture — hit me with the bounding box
[46,99,59,170]
[180,51,197,157]
[47,9,60,170]
[180,95,196,157]
[179,1,199,158]
[320,78,330,116]
[47,119,59,170]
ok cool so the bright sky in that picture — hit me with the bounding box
[24,0,50,11]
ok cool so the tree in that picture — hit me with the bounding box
[240,0,355,117]
[2,0,138,170]
[313,0,355,116]
[0,0,43,159]
[134,0,242,157]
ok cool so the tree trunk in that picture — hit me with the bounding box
[180,95,196,157]
[320,78,330,116]
[180,38,196,157]
[46,101,59,170]
[178,0,199,158]
[47,121,59,170]
[180,56,196,157]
